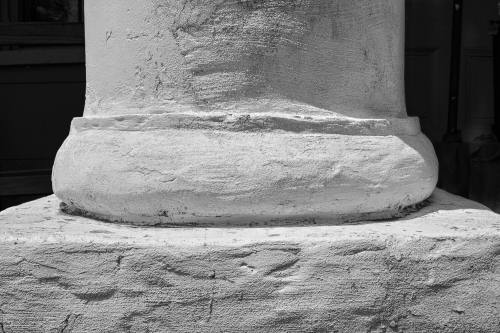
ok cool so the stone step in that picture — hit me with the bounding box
[0,189,499,332]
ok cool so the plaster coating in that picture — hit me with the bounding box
[84,0,406,118]
[52,0,439,224]
[0,190,499,332]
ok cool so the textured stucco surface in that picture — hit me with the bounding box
[52,114,437,226]
[84,0,405,118]
[51,0,439,224]
[0,190,499,332]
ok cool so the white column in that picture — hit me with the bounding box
[52,0,438,225]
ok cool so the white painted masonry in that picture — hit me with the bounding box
[1,2,499,331]
[52,0,438,225]
[0,190,499,331]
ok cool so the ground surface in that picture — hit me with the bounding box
[0,190,499,332]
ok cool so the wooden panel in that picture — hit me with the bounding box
[0,169,53,211]
[0,2,85,210]
[459,0,497,143]
[405,0,452,142]
[460,49,494,142]
[0,63,85,83]
[0,22,84,45]
[0,46,84,66]
[0,64,85,168]
[0,171,52,196]
[405,48,440,141]
[463,0,498,50]
[0,82,85,160]
[0,64,83,210]
[0,1,9,22]
[0,159,54,173]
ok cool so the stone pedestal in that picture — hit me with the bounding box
[51,0,438,225]
[1,190,499,332]
[4,2,496,332]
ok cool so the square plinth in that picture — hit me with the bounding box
[0,190,499,332]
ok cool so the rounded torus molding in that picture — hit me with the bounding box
[52,0,438,226]
[53,114,437,226]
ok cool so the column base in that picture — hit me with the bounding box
[52,113,438,226]
[0,190,499,332]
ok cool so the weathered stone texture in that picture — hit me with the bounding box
[1,190,499,332]
[51,0,439,225]
[83,0,406,118]
[52,117,437,226]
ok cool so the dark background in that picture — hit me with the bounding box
[1,0,499,212]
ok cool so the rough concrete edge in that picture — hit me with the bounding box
[71,112,422,136]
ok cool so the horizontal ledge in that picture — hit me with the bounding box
[1,190,497,245]
[72,113,422,136]
[1,192,498,332]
